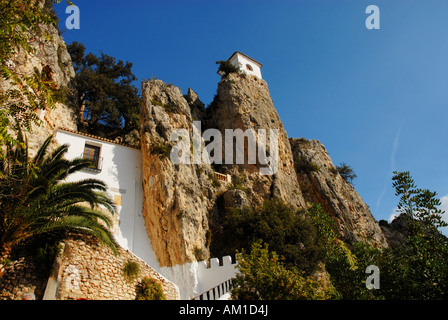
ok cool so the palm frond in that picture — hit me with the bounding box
[31,215,119,255]
[32,134,54,166]
[1,132,120,258]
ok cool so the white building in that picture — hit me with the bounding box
[54,127,160,269]
[228,51,263,79]
[53,127,238,299]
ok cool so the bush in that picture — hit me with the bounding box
[232,241,336,300]
[136,277,166,300]
[152,142,172,159]
[294,155,320,173]
[218,198,324,275]
[122,260,140,282]
[335,162,357,184]
[216,60,239,76]
[228,173,247,192]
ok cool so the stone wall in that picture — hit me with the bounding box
[0,248,49,300]
[0,235,180,300]
[53,235,180,300]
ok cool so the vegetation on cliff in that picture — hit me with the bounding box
[231,171,448,300]
[67,41,141,142]
[0,0,65,145]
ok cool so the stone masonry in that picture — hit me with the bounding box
[54,235,180,300]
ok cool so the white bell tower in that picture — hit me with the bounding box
[227,51,263,79]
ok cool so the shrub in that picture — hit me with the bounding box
[218,198,324,275]
[122,260,140,282]
[335,162,357,184]
[208,172,221,188]
[228,173,247,192]
[152,142,172,159]
[193,246,205,261]
[136,277,166,300]
[232,241,337,300]
[216,60,239,76]
[294,154,320,174]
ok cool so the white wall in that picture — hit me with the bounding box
[229,53,263,79]
[54,129,161,271]
[54,129,239,300]
[160,256,239,300]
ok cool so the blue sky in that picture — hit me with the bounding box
[54,0,448,230]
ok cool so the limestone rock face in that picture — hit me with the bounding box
[0,22,77,156]
[140,71,390,268]
[205,73,306,210]
[140,80,217,267]
[289,138,388,248]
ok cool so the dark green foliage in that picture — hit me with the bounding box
[0,129,119,270]
[136,277,166,300]
[294,154,320,174]
[215,198,324,275]
[122,260,140,282]
[325,171,448,300]
[380,171,448,299]
[208,172,221,188]
[232,241,337,300]
[67,41,141,140]
[228,173,247,192]
[392,171,447,229]
[335,162,357,184]
[216,60,239,77]
[152,142,172,160]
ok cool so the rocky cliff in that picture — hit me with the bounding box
[290,138,388,248]
[205,73,306,210]
[140,80,218,267]
[0,22,77,156]
[141,72,389,269]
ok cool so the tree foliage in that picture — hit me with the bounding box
[335,162,357,184]
[67,41,141,140]
[232,241,336,300]
[379,171,448,299]
[216,60,239,77]
[325,171,448,299]
[217,198,324,275]
[136,277,166,300]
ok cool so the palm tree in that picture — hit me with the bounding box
[0,130,119,277]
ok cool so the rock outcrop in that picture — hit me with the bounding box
[205,72,306,210]
[140,80,218,267]
[289,138,388,248]
[0,22,77,156]
[141,72,389,268]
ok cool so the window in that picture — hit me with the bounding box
[246,64,253,71]
[82,144,101,171]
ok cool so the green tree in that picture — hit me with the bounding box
[67,41,141,140]
[392,171,447,229]
[0,130,119,277]
[232,241,336,300]
[378,171,448,299]
[335,162,357,185]
[217,198,324,275]
[306,203,379,299]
